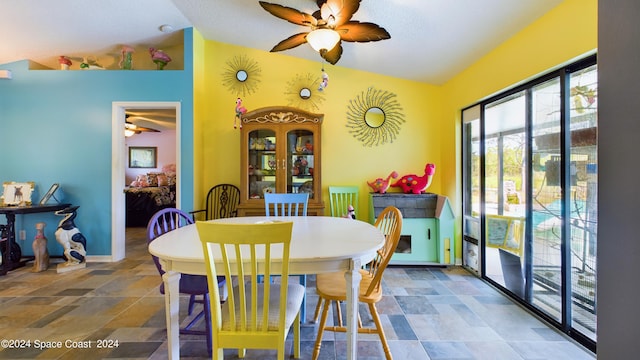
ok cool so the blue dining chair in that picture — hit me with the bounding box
[263,192,309,321]
[147,207,224,356]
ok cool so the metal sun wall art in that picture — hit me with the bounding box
[346,87,405,147]
[222,54,262,97]
[285,73,326,111]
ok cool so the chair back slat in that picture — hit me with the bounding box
[365,206,403,296]
[207,184,240,220]
[328,186,359,218]
[146,208,194,275]
[264,193,309,217]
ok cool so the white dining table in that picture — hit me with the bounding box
[148,216,385,360]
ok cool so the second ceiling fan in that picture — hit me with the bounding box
[259,0,390,64]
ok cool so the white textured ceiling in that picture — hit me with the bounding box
[0,0,562,85]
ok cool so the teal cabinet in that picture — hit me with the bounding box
[369,193,454,265]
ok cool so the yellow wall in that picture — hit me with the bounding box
[196,41,443,223]
[193,0,597,263]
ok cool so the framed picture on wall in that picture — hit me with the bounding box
[1,181,35,206]
[39,183,60,205]
[129,146,157,168]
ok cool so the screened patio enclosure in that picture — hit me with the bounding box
[461,55,597,351]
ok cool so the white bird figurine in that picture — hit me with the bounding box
[235,98,247,129]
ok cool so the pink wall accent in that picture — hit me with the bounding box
[125,130,176,184]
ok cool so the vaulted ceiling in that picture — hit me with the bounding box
[0,0,562,85]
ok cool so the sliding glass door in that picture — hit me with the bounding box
[461,56,597,351]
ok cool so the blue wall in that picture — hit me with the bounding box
[0,29,194,257]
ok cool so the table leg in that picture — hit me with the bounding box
[162,270,181,360]
[345,258,362,360]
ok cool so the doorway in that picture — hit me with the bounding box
[111,101,181,261]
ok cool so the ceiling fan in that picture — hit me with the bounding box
[124,115,160,137]
[259,0,391,65]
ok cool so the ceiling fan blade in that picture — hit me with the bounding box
[125,122,159,133]
[320,0,360,27]
[321,42,343,65]
[270,32,309,52]
[337,21,391,42]
[259,1,317,27]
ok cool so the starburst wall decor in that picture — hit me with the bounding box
[221,54,262,97]
[346,87,405,147]
[285,73,326,111]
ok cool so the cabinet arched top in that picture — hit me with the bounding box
[241,106,323,125]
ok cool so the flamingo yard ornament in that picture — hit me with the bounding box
[235,98,247,129]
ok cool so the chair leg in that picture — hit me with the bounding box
[293,311,301,358]
[312,299,331,360]
[299,275,307,322]
[204,293,212,356]
[188,294,197,315]
[313,298,323,323]
[368,303,392,360]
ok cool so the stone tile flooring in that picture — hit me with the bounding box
[0,228,595,359]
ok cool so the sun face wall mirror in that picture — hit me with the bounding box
[236,70,248,82]
[300,88,312,99]
[346,87,405,146]
[365,107,385,128]
[222,54,262,97]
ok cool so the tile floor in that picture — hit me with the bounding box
[0,227,595,359]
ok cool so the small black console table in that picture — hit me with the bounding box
[0,203,71,275]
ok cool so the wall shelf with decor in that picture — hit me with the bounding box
[28,30,185,71]
[369,193,454,265]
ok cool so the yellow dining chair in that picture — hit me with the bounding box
[312,206,403,360]
[328,186,359,219]
[196,221,305,360]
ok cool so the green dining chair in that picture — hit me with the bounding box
[328,186,359,219]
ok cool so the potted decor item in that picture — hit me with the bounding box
[32,222,49,272]
[119,45,134,70]
[149,48,172,70]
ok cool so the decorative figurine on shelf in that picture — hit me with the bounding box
[58,56,72,70]
[367,171,398,194]
[235,97,247,129]
[318,69,329,91]
[32,222,49,272]
[294,156,308,177]
[119,45,134,70]
[149,47,171,70]
[54,206,87,273]
[391,163,436,194]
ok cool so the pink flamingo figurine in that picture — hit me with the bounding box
[235,98,247,129]
[149,48,171,70]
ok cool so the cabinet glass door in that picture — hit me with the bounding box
[247,129,276,199]
[286,129,315,198]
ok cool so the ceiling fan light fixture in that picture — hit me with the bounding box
[306,29,340,53]
[124,129,136,137]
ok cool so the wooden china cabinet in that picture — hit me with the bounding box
[237,106,325,216]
